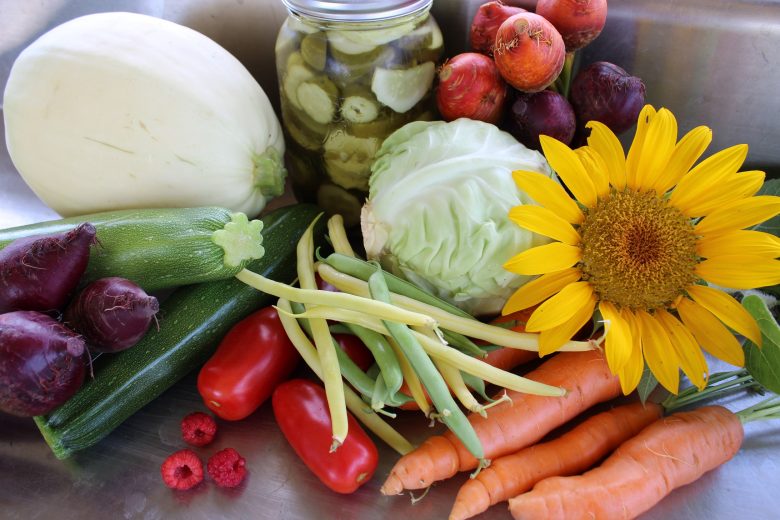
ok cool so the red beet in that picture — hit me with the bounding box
[64,277,159,353]
[436,53,508,124]
[0,223,96,314]
[493,12,566,92]
[570,61,646,134]
[536,0,608,51]
[0,310,86,416]
[470,1,526,55]
[506,90,576,151]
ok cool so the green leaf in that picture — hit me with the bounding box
[755,178,780,237]
[742,294,780,394]
[637,365,659,404]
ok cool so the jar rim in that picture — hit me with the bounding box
[281,0,432,23]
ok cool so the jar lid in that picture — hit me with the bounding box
[281,0,432,22]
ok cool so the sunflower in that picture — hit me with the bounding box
[503,105,780,395]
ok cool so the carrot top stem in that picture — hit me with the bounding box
[662,369,759,413]
[737,395,780,423]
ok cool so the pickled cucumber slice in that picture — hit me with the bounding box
[300,32,328,71]
[316,183,364,228]
[282,52,315,110]
[328,22,417,55]
[323,129,380,192]
[371,62,436,113]
[395,21,444,63]
[281,101,329,151]
[287,15,319,35]
[340,85,381,124]
[297,76,340,125]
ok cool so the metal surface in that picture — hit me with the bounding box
[1,1,780,519]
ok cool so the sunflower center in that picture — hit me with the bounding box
[579,189,698,310]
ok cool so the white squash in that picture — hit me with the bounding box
[3,12,286,217]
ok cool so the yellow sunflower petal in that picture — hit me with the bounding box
[538,292,596,356]
[697,230,780,258]
[503,242,582,276]
[508,205,581,245]
[652,125,712,195]
[671,143,749,210]
[575,147,610,199]
[686,284,762,346]
[625,105,657,189]
[525,281,594,332]
[695,255,780,290]
[586,120,627,189]
[634,108,678,192]
[676,298,745,366]
[502,267,582,315]
[682,170,765,217]
[655,309,708,390]
[599,301,632,373]
[617,311,644,395]
[512,170,585,224]
[635,310,679,394]
[540,135,598,208]
[694,195,780,235]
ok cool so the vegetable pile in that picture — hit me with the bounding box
[436,0,645,151]
[2,2,780,520]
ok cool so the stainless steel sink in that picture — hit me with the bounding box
[1,2,779,519]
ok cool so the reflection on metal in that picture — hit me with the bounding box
[435,0,780,176]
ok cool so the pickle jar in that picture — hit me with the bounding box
[276,0,443,227]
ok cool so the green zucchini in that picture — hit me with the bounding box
[0,207,265,292]
[34,203,325,459]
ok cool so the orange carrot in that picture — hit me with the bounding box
[381,350,621,494]
[507,405,745,520]
[448,401,663,520]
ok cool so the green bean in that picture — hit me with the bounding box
[238,268,438,329]
[461,371,492,402]
[290,302,376,401]
[344,323,404,395]
[441,329,488,358]
[321,252,475,319]
[296,216,347,450]
[388,336,431,416]
[433,357,485,417]
[316,263,591,353]
[326,215,356,257]
[276,298,415,455]
[367,268,486,463]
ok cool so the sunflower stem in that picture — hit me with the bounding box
[662,369,760,413]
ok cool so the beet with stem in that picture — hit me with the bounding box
[570,61,646,135]
[505,90,576,151]
[0,222,96,313]
[64,277,159,353]
[0,310,86,417]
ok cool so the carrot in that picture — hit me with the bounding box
[507,405,745,520]
[381,350,621,494]
[449,401,663,520]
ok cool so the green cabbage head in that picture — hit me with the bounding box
[361,119,555,317]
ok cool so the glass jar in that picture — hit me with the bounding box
[276,0,444,227]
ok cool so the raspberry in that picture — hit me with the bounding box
[207,448,247,488]
[160,449,204,490]
[181,412,217,447]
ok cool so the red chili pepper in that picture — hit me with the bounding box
[197,307,300,421]
[272,379,379,494]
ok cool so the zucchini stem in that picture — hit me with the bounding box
[210,212,265,268]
